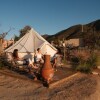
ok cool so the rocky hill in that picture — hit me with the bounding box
[46,19,100,43]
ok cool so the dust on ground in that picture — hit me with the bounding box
[0,68,100,100]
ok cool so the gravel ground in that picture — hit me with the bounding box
[0,69,99,100]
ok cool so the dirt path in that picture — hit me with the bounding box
[84,71,100,100]
[89,75,100,100]
[0,73,42,100]
[0,69,99,100]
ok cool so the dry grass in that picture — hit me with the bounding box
[97,56,100,66]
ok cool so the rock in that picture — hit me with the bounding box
[92,72,99,75]
[97,66,100,69]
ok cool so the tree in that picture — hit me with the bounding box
[0,28,12,54]
[14,35,19,41]
[19,25,31,38]
[83,27,100,49]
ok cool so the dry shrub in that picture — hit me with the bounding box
[71,50,97,73]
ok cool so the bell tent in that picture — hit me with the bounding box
[5,28,57,58]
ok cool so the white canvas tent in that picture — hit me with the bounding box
[5,28,57,59]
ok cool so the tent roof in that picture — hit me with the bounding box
[5,28,56,53]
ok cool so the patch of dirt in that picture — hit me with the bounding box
[30,73,96,100]
[0,68,99,100]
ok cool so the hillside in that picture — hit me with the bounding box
[46,19,100,42]
[42,34,50,39]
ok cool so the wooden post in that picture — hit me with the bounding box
[64,46,65,61]
[0,38,3,55]
[63,41,66,62]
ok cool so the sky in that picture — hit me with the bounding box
[0,0,100,39]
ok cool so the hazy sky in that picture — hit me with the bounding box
[0,0,100,39]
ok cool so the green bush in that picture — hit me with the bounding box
[71,56,79,64]
[0,61,4,69]
[87,53,97,69]
[96,55,100,66]
[76,62,92,73]
[70,51,97,73]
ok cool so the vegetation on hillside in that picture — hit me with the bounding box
[47,19,100,49]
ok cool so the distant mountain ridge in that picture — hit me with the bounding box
[45,19,100,42]
[42,34,50,39]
